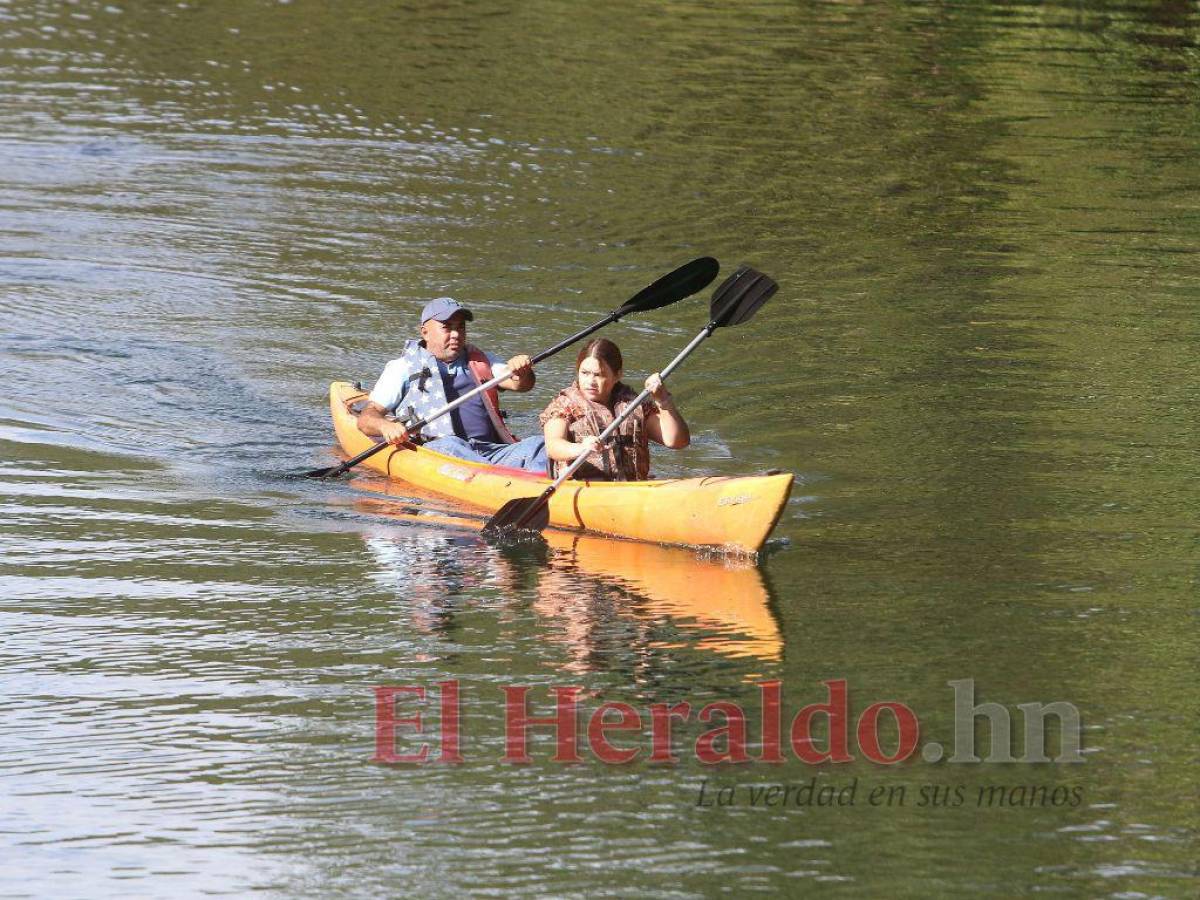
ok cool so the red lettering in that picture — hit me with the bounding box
[695,701,750,764]
[587,702,642,764]
[648,702,691,763]
[789,679,852,764]
[503,686,582,763]
[373,685,429,764]
[438,679,464,764]
[759,680,784,763]
[857,701,919,764]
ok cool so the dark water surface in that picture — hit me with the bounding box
[3,0,1198,896]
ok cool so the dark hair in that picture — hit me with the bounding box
[575,338,622,374]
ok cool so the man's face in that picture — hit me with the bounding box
[421,312,467,362]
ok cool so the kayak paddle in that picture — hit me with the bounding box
[302,257,720,478]
[482,264,779,537]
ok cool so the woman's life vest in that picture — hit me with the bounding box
[538,382,655,480]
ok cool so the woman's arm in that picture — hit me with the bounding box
[544,417,600,462]
[643,373,690,449]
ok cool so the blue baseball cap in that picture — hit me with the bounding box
[420,296,474,324]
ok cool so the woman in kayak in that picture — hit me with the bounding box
[539,338,690,481]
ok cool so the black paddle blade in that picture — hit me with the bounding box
[616,256,719,317]
[709,265,779,328]
[482,495,552,539]
[302,462,345,478]
[300,439,388,478]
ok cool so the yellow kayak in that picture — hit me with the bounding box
[329,381,793,553]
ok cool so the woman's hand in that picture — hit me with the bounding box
[574,435,601,458]
[642,373,690,450]
[645,373,673,408]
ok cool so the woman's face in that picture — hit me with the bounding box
[577,355,621,405]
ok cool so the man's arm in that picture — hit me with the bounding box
[357,402,410,445]
[359,361,412,444]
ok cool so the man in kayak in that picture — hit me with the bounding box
[355,297,548,472]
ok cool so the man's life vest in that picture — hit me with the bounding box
[379,340,518,444]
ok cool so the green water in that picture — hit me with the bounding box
[2,0,1198,895]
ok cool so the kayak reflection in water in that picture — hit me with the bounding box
[539,338,690,481]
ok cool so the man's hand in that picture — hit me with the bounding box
[380,420,410,446]
[499,353,535,392]
[506,354,533,377]
[357,402,413,445]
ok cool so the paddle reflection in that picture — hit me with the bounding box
[348,474,784,668]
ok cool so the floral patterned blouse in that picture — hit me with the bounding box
[539,383,661,481]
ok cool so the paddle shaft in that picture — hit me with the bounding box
[316,309,625,478]
[506,321,718,530]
